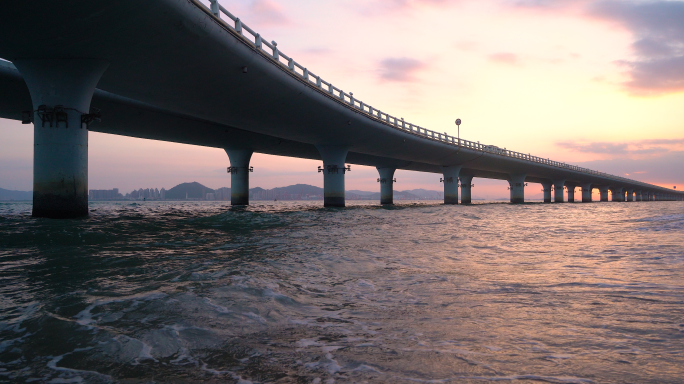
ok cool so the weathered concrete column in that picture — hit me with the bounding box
[376,167,396,205]
[600,187,609,202]
[441,166,462,204]
[541,181,552,203]
[636,190,643,201]
[225,149,253,206]
[15,59,109,218]
[509,174,526,204]
[316,145,349,207]
[460,174,474,204]
[581,183,592,203]
[553,180,565,203]
[626,189,634,202]
[611,187,623,202]
[567,185,576,203]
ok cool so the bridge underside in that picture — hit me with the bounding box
[0,1,680,216]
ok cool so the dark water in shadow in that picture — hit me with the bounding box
[1,200,683,383]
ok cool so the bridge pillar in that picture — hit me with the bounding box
[225,149,253,206]
[553,180,565,203]
[14,59,108,218]
[441,166,462,204]
[509,174,526,204]
[376,167,396,205]
[316,145,349,207]
[626,189,634,202]
[635,190,642,201]
[460,174,474,204]
[599,187,609,202]
[541,182,552,203]
[567,185,576,203]
[581,183,592,202]
[611,187,623,202]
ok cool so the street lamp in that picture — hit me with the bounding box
[455,118,462,146]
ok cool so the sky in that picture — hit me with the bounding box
[1,0,683,198]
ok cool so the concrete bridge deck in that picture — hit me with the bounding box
[0,0,680,217]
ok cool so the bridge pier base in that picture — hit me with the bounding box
[554,180,565,203]
[316,145,349,207]
[636,191,643,201]
[581,183,592,203]
[441,166,462,204]
[460,174,474,204]
[14,59,108,219]
[626,189,634,202]
[509,174,526,204]
[567,185,576,203]
[542,182,552,203]
[600,187,609,202]
[611,188,623,202]
[225,149,253,206]
[376,167,395,205]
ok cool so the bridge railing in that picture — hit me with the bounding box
[203,0,658,190]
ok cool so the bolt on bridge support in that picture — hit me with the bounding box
[460,174,474,204]
[553,180,566,203]
[541,181,552,203]
[316,145,349,207]
[441,166,462,204]
[509,174,526,204]
[376,167,396,205]
[225,149,253,206]
[581,183,592,203]
[14,59,108,218]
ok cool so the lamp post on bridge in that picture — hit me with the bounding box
[455,118,462,146]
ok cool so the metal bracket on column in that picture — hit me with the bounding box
[81,108,101,129]
[21,111,33,124]
[319,165,350,174]
[440,177,453,183]
[227,166,253,174]
[36,105,54,127]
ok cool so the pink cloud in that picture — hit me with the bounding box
[248,0,290,26]
[378,57,428,82]
[488,52,519,65]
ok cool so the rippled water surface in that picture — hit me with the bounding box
[1,200,684,383]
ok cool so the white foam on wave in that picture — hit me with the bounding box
[74,291,167,326]
[46,347,112,383]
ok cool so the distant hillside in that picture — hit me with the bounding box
[0,188,32,200]
[166,182,214,199]
[270,184,323,195]
[402,189,443,199]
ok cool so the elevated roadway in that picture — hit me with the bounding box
[0,1,680,217]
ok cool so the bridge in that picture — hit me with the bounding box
[0,0,681,218]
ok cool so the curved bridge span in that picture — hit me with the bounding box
[0,0,680,217]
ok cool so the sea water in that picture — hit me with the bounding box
[1,200,683,383]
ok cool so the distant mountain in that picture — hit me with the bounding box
[269,184,323,195]
[401,189,443,199]
[166,182,214,199]
[0,188,32,200]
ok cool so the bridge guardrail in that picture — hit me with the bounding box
[198,0,666,191]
